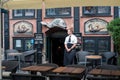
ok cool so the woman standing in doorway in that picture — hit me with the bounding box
[64,27,77,66]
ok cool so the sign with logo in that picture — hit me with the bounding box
[85,18,108,34]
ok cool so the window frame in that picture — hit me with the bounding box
[13,9,35,19]
[82,6,111,16]
[45,7,71,18]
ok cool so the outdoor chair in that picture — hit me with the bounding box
[87,64,120,80]
[20,50,36,66]
[11,73,46,80]
[87,76,119,80]
[6,49,19,60]
[95,64,119,70]
[100,52,116,65]
[2,60,19,79]
[76,51,91,65]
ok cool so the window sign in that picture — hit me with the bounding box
[13,21,33,35]
[16,40,21,47]
[84,18,108,34]
[34,33,43,44]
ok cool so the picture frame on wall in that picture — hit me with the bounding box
[84,18,108,35]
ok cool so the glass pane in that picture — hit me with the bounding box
[25,9,34,16]
[84,6,96,14]
[84,39,95,52]
[98,40,108,51]
[97,6,109,14]
[14,10,23,16]
[25,39,34,51]
[58,8,71,15]
[119,6,120,18]
[46,8,56,15]
[46,7,71,17]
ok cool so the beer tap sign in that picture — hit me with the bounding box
[34,33,43,64]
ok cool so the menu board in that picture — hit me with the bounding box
[34,33,43,44]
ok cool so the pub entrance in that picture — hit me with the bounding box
[46,27,67,66]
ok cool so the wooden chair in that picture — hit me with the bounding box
[6,49,19,60]
[2,60,19,79]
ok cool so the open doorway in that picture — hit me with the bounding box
[46,27,67,66]
[51,38,65,66]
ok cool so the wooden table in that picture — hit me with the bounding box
[21,65,55,74]
[52,67,85,75]
[85,55,102,67]
[47,66,86,80]
[89,69,120,77]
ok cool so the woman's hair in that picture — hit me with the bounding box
[67,27,74,33]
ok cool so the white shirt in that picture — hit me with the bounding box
[64,34,77,44]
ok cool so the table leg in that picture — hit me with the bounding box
[85,58,87,66]
[101,58,102,65]
[18,55,21,72]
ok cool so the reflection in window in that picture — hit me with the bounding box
[25,9,34,16]
[118,6,120,18]
[14,10,23,17]
[46,8,56,15]
[13,9,35,18]
[83,6,110,16]
[46,7,71,17]
[84,6,96,14]
[98,40,108,51]
[97,6,109,14]
[84,40,95,52]
[58,8,71,15]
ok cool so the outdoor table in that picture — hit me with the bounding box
[21,65,55,74]
[88,69,120,78]
[8,52,22,71]
[85,55,102,67]
[52,67,85,74]
[47,66,86,80]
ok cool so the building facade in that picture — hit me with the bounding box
[2,6,120,66]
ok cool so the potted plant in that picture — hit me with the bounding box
[107,18,120,65]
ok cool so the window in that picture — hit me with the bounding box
[25,9,35,16]
[84,39,95,53]
[83,37,110,54]
[118,6,120,18]
[46,7,71,17]
[98,39,109,52]
[14,10,23,17]
[13,9,35,18]
[83,6,111,16]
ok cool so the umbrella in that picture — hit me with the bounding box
[45,0,120,8]
[2,0,120,9]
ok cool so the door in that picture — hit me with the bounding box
[51,38,65,66]
[46,27,67,66]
